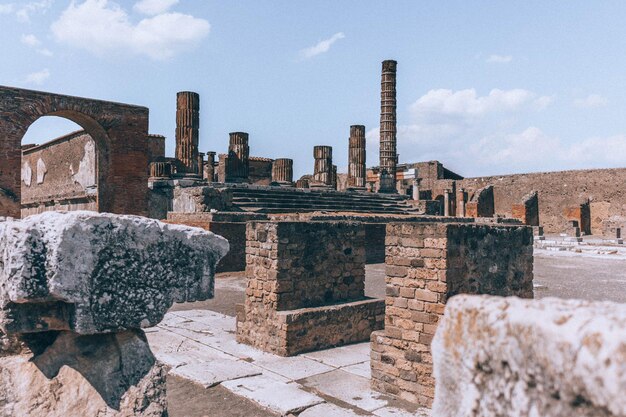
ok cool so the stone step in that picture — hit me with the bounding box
[233,202,412,213]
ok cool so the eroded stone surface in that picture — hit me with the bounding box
[0,211,228,334]
[0,330,166,417]
[432,295,626,417]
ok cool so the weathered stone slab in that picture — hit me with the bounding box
[432,295,626,417]
[0,330,166,417]
[0,211,228,334]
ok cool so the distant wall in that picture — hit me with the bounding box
[21,131,97,216]
[459,168,626,235]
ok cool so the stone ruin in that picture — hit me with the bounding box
[236,221,384,356]
[0,211,227,416]
[433,295,626,417]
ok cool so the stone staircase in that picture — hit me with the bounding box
[228,187,419,214]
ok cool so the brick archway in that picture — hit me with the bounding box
[0,86,150,217]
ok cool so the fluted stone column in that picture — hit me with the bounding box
[175,91,200,176]
[378,60,397,193]
[226,132,250,183]
[313,146,333,186]
[348,125,366,190]
[444,189,451,216]
[272,158,294,186]
[204,151,216,182]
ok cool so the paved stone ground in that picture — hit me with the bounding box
[161,244,626,416]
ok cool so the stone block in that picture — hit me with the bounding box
[0,211,228,335]
[433,295,626,417]
[0,329,166,417]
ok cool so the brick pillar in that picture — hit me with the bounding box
[204,151,216,182]
[175,91,200,176]
[272,158,294,185]
[348,125,367,190]
[378,60,397,193]
[370,222,534,407]
[313,145,333,186]
[226,132,250,183]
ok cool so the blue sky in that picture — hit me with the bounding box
[3,0,626,178]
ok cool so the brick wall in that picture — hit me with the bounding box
[0,86,150,218]
[459,167,626,234]
[370,222,533,407]
[237,220,384,356]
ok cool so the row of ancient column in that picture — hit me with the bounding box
[174,92,294,184]
[173,59,398,191]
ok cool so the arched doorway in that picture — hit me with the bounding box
[20,116,100,217]
[0,86,150,218]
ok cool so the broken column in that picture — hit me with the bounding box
[371,222,533,407]
[175,91,200,176]
[378,60,398,193]
[0,211,228,416]
[312,145,333,187]
[412,179,420,201]
[331,164,338,190]
[348,125,367,190]
[272,158,294,186]
[204,151,216,182]
[456,188,466,217]
[237,221,384,356]
[433,295,626,417]
[197,152,205,178]
[225,132,250,183]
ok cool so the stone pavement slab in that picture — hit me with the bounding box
[373,407,431,417]
[303,343,371,368]
[171,360,262,388]
[221,374,324,415]
[298,403,364,417]
[301,369,389,412]
[341,361,371,379]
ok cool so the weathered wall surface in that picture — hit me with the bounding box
[0,86,151,218]
[433,295,626,417]
[371,222,534,407]
[21,131,97,216]
[248,157,273,185]
[459,168,626,235]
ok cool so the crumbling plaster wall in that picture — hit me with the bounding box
[21,131,97,216]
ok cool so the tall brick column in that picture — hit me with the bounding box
[204,151,216,182]
[271,158,294,185]
[379,60,397,193]
[370,222,534,407]
[175,91,200,176]
[313,145,333,186]
[348,125,367,190]
[226,132,250,183]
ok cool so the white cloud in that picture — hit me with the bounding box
[20,33,53,56]
[0,4,14,14]
[299,32,345,60]
[51,0,210,60]
[21,33,41,47]
[133,0,179,15]
[410,88,551,120]
[573,94,608,109]
[486,54,513,64]
[16,0,53,23]
[25,68,50,85]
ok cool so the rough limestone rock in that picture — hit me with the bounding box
[0,211,229,334]
[0,330,167,417]
[432,295,626,417]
